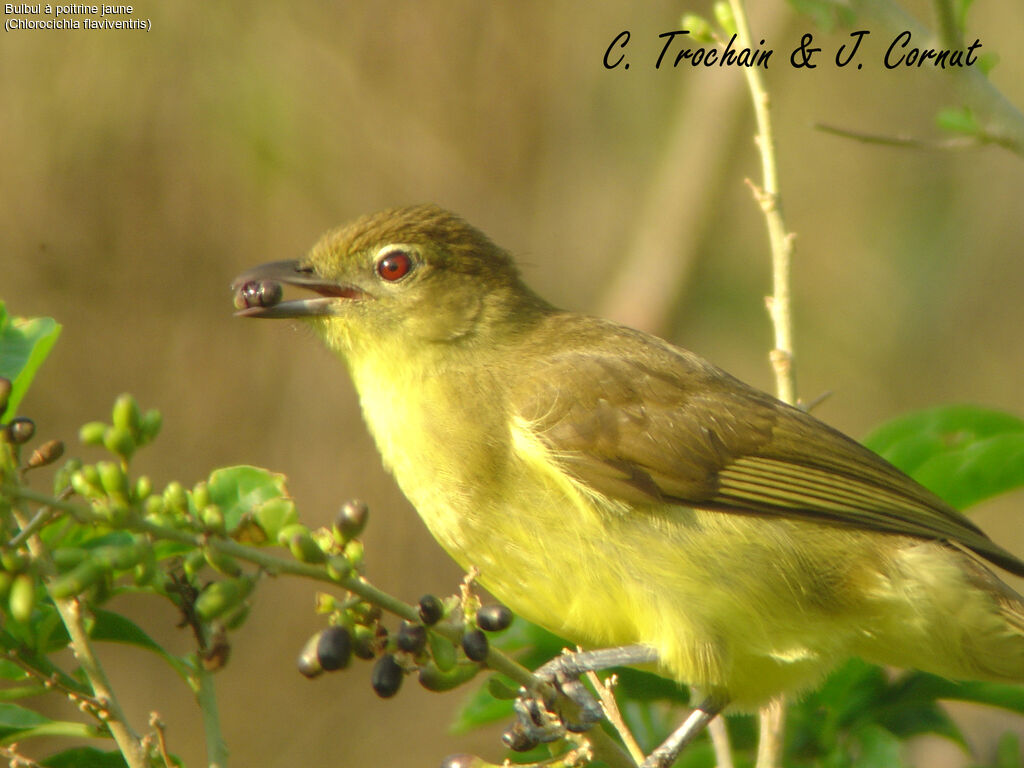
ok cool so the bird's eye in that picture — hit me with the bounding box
[376,249,414,282]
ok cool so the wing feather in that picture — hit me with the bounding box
[510,316,1024,577]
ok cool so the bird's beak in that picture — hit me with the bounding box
[231,259,368,319]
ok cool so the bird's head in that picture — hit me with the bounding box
[232,205,546,361]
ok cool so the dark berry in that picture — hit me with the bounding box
[461,629,489,662]
[316,626,352,671]
[397,621,427,653]
[6,417,35,444]
[417,594,444,625]
[371,653,403,698]
[476,604,513,632]
[334,499,369,540]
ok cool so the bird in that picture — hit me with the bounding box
[232,204,1024,767]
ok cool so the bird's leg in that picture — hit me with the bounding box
[503,644,660,751]
[640,696,725,768]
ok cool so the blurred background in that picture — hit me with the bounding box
[2,1,1023,766]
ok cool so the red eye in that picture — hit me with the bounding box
[376,250,413,282]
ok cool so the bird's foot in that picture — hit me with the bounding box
[502,645,659,751]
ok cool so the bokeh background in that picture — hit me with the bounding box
[2,1,1023,766]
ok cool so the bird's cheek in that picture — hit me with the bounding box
[408,290,484,343]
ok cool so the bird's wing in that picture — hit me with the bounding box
[510,324,1024,577]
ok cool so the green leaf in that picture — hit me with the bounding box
[42,747,130,768]
[863,405,1024,509]
[450,678,515,733]
[854,724,907,768]
[785,0,855,31]
[894,672,1024,716]
[994,732,1023,768]
[936,106,980,136]
[206,465,290,532]
[90,609,192,681]
[0,659,27,680]
[0,302,62,420]
[0,720,103,746]
[0,684,49,701]
[0,702,52,729]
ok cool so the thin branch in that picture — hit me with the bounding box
[815,122,981,150]
[9,485,541,693]
[755,698,786,768]
[729,2,796,766]
[708,716,735,768]
[10,505,147,768]
[729,0,797,408]
[851,0,1024,156]
[195,666,228,768]
[585,671,644,766]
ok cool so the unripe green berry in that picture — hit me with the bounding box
[49,560,105,599]
[200,504,226,535]
[71,466,103,498]
[97,460,128,496]
[288,530,326,564]
[8,573,36,622]
[163,481,188,513]
[102,426,135,460]
[204,546,242,577]
[79,421,107,446]
[191,481,210,512]
[51,547,88,572]
[194,577,253,622]
[112,393,141,435]
[352,625,377,660]
[371,654,403,698]
[428,632,458,672]
[0,550,28,573]
[139,409,162,443]
[133,475,152,502]
[183,549,207,580]
[418,660,479,692]
[342,539,364,569]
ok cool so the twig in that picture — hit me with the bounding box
[851,0,1024,156]
[729,0,797,408]
[584,671,644,765]
[9,503,148,768]
[196,665,228,768]
[147,712,174,768]
[729,1,795,766]
[755,697,786,768]
[815,122,981,150]
[708,716,735,768]
[9,485,541,693]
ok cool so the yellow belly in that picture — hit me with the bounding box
[353,359,1024,708]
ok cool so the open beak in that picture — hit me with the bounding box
[230,260,367,319]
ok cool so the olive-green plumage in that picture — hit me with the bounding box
[234,204,1024,709]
